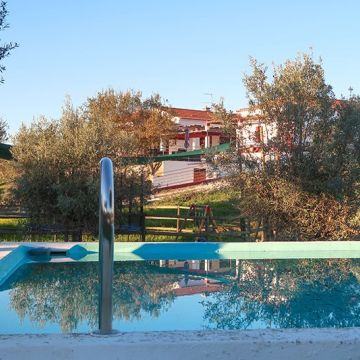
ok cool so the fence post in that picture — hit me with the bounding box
[140,213,146,242]
[128,179,133,226]
[176,206,180,232]
[205,213,209,241]
[240,217,246,241]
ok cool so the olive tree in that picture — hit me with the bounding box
[0,117,8,142]
[0,1,18,83]
[216,53,360,240]
[85,89,177,156]
[12,96,151,240]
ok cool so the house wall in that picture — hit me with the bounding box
[191,138,200,150]
[168,140,184,153]
[236,121,277,147]
[154,109,230,189]
[168,135,220,154]
[152,160,216,189]
[173,117,207,127]
[168,139,200,153]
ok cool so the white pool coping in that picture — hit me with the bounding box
[1,328,360,360]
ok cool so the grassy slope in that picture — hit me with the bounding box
[0,184,242,242]
[154,186,239,217]
[142,184,242,241]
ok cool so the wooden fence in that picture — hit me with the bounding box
[141,205,259,241]
[0,206,27,219]
[0,205,263,241]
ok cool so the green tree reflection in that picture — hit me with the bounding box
[202,259,360,329]
[7,259,360,332]
[9,261,179,332]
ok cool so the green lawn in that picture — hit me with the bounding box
[0,218,25,229]
[142,187,248,242]
[0,186,247,242]
[154,187,240,217]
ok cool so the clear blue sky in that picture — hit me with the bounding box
[1,0,360,137]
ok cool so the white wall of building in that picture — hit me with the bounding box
[168,139,185,153]
[154,110,228,189]
[168,135,219,154]
[237,121,277,147]
[168,139,200,153]
[152,160,217,189]
[173,117,207,127]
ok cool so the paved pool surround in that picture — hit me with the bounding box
[1,241,360,359]
[1,328,360,360]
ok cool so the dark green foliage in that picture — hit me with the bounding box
[216,53,360,240]
[0,118,8,142]
[8,261,178,332]
[202,259,360,329]
[11,97,152,238]
[0,1,18,83]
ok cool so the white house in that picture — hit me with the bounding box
[151,105,280,189]
[152,108,227,190]
[235,107,278,165]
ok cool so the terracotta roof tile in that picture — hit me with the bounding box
[171,107,242,122]
[172,107,213,121]
[173,284,222,296]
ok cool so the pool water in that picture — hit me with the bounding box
[1,258,360,334]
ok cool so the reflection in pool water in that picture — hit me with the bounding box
[1,258,360,333]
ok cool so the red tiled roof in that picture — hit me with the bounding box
[332,99,346,109]
[173,284,222,296]
[172,108,213,121]
[172,107,242,122]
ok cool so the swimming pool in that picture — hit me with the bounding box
[1,254,360,334]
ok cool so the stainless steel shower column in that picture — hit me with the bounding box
[98,157,115,334]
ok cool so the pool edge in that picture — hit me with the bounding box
[2,240,360,287]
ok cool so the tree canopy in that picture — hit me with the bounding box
[202,258,360,329]
[0,117,7,142]
[85,89,177,156]
[6,258,360,332]
[11,93,158,238]
[8,261,178,332]
[216,53,360,240]
[0,1,18,83]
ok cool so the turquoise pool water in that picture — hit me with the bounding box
[1,258,360,334]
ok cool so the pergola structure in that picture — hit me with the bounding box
[0,143,11,160]
[0,142,230,163]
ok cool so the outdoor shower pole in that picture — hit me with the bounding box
[98,157,115,334]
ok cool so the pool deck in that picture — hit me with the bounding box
[1,328,360,360]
